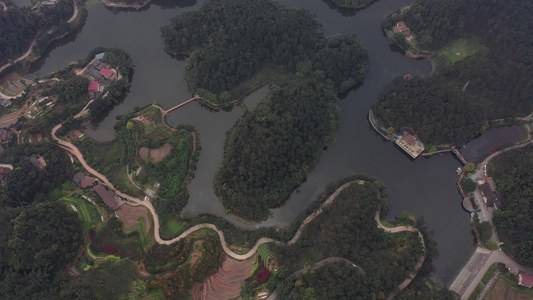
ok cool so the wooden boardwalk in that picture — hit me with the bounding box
[165,96,199,114]
[452,146,468,165]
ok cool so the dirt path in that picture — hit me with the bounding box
[67,0,78,24]
[52,105,426,296]
[374,210,427,299]
[0,39,36,78]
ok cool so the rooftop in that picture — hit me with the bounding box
[393,21,411,36]
[88,81,99,91]
[395,134,425,158]
[100,68,114,79]
[94,184,118,209]
[478,183,497,208]
[519,273,533,288]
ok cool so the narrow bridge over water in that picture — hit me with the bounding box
[165,96,200,114]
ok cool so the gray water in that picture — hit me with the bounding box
[28,0,474,286]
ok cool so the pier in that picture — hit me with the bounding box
[451,145,469,165]
[165,96,200,114]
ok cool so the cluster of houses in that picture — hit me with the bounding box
[27,96,57,119]
[73,171,120,210]
[86,53,118,99]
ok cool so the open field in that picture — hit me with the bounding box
[439,38,488,65]
[139,143,172,162]
[485,273,533,300]
[116,204,151,234]
[192,256,255,300]
[61,194,103,234]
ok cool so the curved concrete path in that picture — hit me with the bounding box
[52,103,427,298]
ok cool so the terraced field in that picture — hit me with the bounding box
[191,256,254,300]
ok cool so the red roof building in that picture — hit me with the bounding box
[88,81,99,91]
[519,273,533,288]
[100,68,115,79]
[80,177,96,189]
[393,21,411,36]
[402,134,417,146]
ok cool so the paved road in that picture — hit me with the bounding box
[451,247,533,299]
[451,123,533,299]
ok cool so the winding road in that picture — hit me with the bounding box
[50,101,428,298]
[0,0,78,78]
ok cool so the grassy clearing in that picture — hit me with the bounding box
[482,263,498,284]
[439,38,488,65]
[229,65,290,100]
[61,195,102,234]
[468,283,485,300]
[160,219,188,240]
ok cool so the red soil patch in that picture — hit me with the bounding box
[192,256,254,300]
[133,115,151,126]
[52,103,68,113]
[28,133,42,143]
[136,261,151,277]
[115,204,151,234]
[139,143,172,162]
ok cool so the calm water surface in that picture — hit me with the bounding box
[29,0,474,285]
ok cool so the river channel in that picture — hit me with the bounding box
[27,0,474,286]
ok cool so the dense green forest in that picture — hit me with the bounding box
[214,84,337,219]
[0,0,76,66]
[273,181,425,298]
[0,143,73,207]
[163,0,369,220]
[332,0,375,9]
[0,202,83,298]
[162,0,368,102]
[373,0,533,145]
[490,145,533,267]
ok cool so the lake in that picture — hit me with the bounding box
[28,0,474,286]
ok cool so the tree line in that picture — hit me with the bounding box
[490,145,533,267]
[0,0,75,66]
[374,0,533,146]
[273,181,425,298]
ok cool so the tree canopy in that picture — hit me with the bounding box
[163,0,369,220]
[0,202,82,298]
[0,0,75,65]
[490,145,533,266]
[374,0,533,145]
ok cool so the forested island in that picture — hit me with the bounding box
[490,145,533,267]
[331,0,375,9]
[372,0,532,146]
[162,0,369,220]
